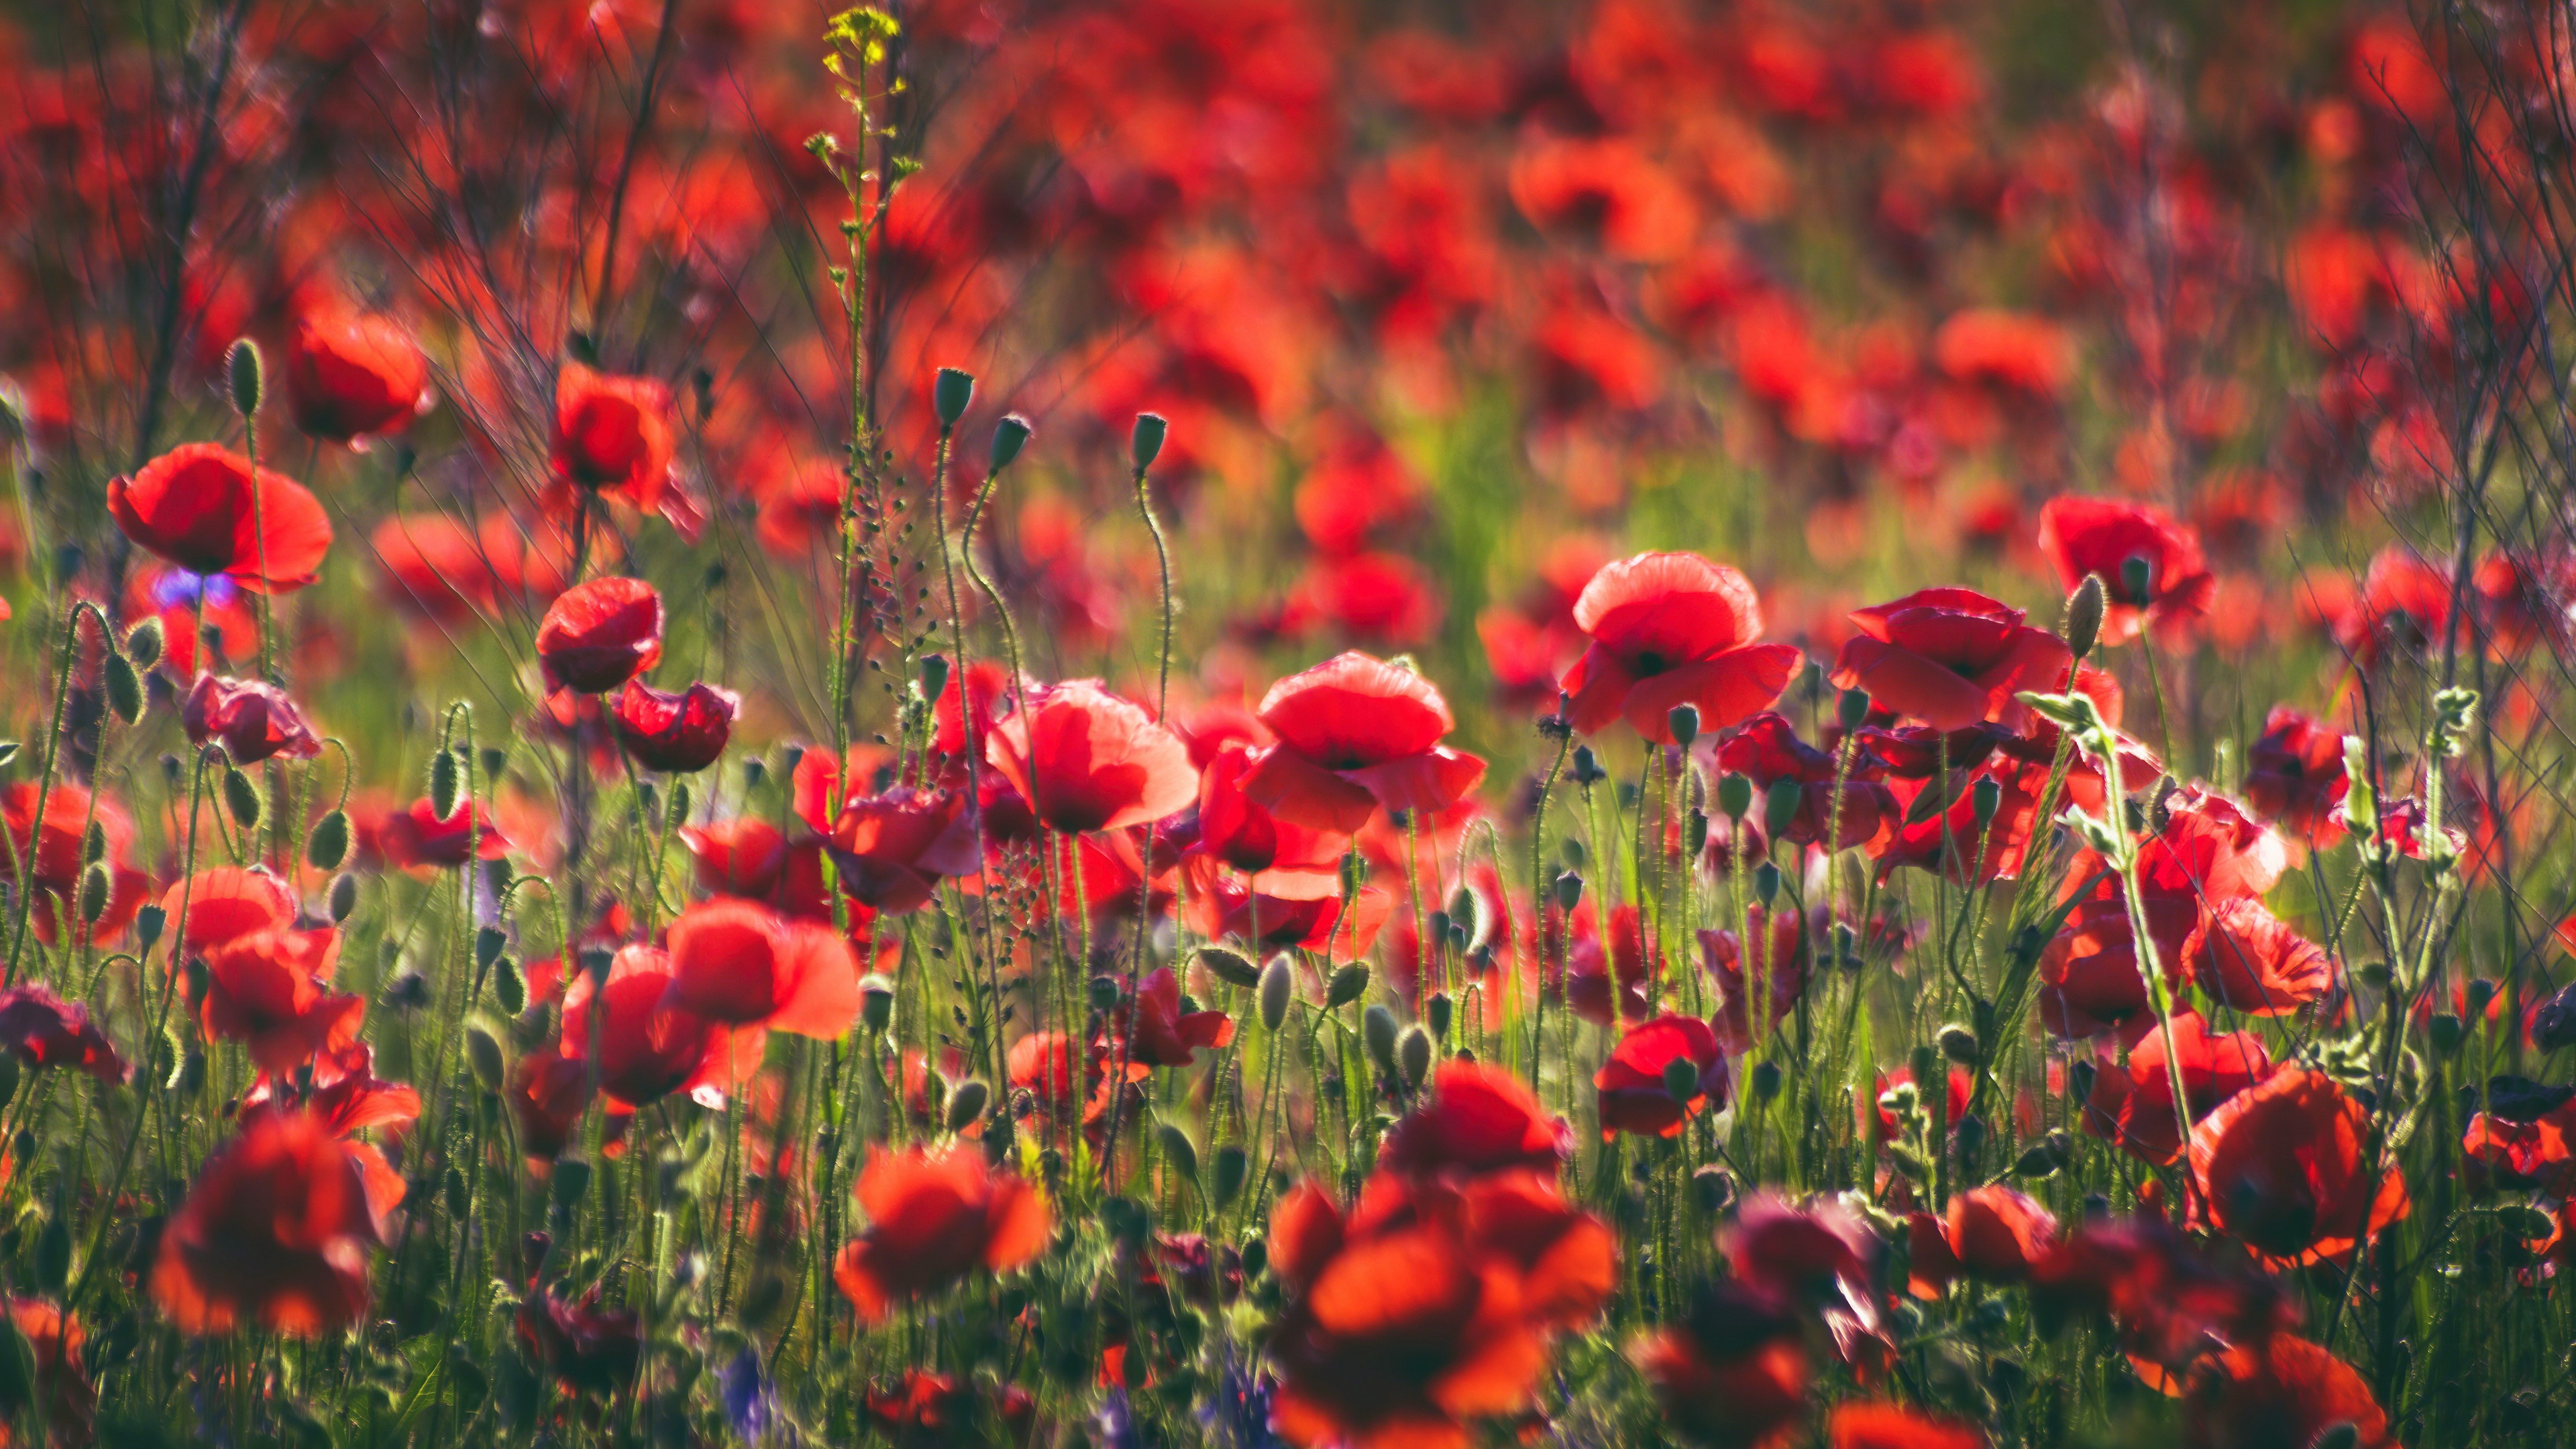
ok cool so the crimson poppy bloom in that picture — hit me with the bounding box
[2473,551,2573,656]
[108,443,333,593]
[2184,1335,2394,1449]
[0,1295,92,1446]
[2243,705,2350,843]
[1919,1185,2059,1294]
[680,816,835,920]
[537,576,664,694]
[2188,1067,2410,1268]
[1194,741,1347,890]
[863,1371,1038,1448]
[161,866,299,954]
[150,1110,385,1336]
[662,898,861,1038]
[826,787,981,913]
[560,945,748,1109]
[0,983,129,1085]
[1595,1014,1727,1138]
[1716,713,1894,851]
[2035,496,2216,645]
[199,925,362,1073]
[2334,547,2450,672]
[2187,898,2334,1016]
[508,1044,597,1161]
[283,305,428,445]
[1700,908,1810,1052]
[180,674,323,765]
[1831,588,2073,732]
[1185,857,1393,957]
[1239,653,1487,833]
[1118,967,1234,1067]
[3,784,148,947]
[2037,893,2192,1038]
[1634,1279,1811,1449]
[551,361,674,509]
[516,1289,641,1397]
[1379,1061,1572,1183]
[1721,1193,1884,1346]
[611,678,737,772]
[1559,553,1803,744]
[2083,1012,2271,1166]
[268,1042,421,1141]
[1827,1401,1988,1449]
[983,680,1195,835]
[377,797,513,869]
[832,1147,1051,1322]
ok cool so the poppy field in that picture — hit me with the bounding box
[2,0,2573,1444]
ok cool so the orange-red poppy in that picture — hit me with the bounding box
[109,443,333,594]
[832,1147,1051,1322]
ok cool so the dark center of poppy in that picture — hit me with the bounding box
[1633,649,1668,676]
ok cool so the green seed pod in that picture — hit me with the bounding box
[1837,687,1872,731]
[227,338,264,417]
[1752,860,1780,906]
[2428,1012,2465,1057]
[1666,704,1701,749]
[860,973,896,1033]
[133,905,164,951]
[429,747,464,822]
[1662,1056,1700,1105]
[933,367,975,429]
[77,862,109,924]
[1396,1025,1432,1089]
[1362,1004,1400,1076]
[990,414,1032,472]
[916,653,951,705]
[1750,1060,1782,1102]
[476,925,508,970]
[1326,963,1370,1009]
[1130,412,1168,470]
[1937,1024,1979,1063]
[327,871,360,923]
[494,955,528,1017]
[1210,1143,1248,1212]
[1762,777,1801,841]
[1157,1122,1199,1185]
[221,767,262,830]
[1257,955,1293,1032]
[307,808,351,869]
[945,1078,990,1135]
[1195,945,1261,989]
[103,651,143,725]
[1971,777,2002,828]
[2064,574,2107,660]
[465,1024,506,1092]
[1554,871,1583,912]
[1087,975,1123,1014]
[1716,772,1754,820]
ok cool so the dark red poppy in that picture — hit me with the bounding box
[515,1287,641,1397]
[680,815,836,920]
[551,361,674,509]
[2243,704,2351,843]
[2184,1335,2395,1449]
[1595,1014,1727,1138]
[0,983,129,1085]
[1195,741,1347,890]
[283,304,427,445]
[1563,902,1652,1026]
[537,576,664,694]
[3,784,148,947]
[1720,1193,1888,1371]
[982,679,1195,835]
[180,674,323,765]
[507,1044,596,1161]
[0,1295,93,1446]
[826,787,981,913]
[2035,496,2216,644]
[1923,1185,2059,1291]
[2188,1067,2410,1268]
[1827,1401,1988,1449]
[377,797,513,869]
[862,1371,1038,1448]
[2463,1094,2576,1195]
[1379,1061,1572,1183]
[2037,892,2192,1038]
[2334,546,2450,672]
[832,1147,1051,1321]
[663,898,861,1038]
[611,678,737,772]
[2473,551,2573,656]
[199,925,360,1073]
[1831,588,2072,732]
[559,944,749,1110]
[1185,857,1393,957]
[2083,1012,2272,1166]
[1634,1279,1810,1449]
[1699,908,1809,1052]
[1240,652,1487,833]
[1559,552,1803,744]
[1717,713,1894,851]
[1118,967,1234,1067]
[933,658,1020,759]
[2187,898,2334,1016]
[265,1042,421,1141]
[107,443,334,594]
[150,1110,385,1336]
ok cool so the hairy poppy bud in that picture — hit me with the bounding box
[227,338,264,417]
[1666,704,1700,749]
[82,821,104,865]
[307,808,351,869]
[1752,861,1780,906]
[78,863,109,924]
[860,973,896,1033]
[1210,1143,1248,1212]
[104,651,144,725]
[916,653,950,705]
[1762,777,1801,841]
[932,367,975,429]
[989,413,1032,471]
[134,905,164,951]
[475,925,508,971]
[465,1023,506,1091]
[327,871,360,923]
[1424,991,1452,1040]
[1087,975,1122,1014]
[429,747,464,822]
[1554,871,1584,912]
[945,1078,990,1135]
[1157,1122,1198,1185]
[1258,955,1293,1032]
[1362,1004,1400,1077]
[1130,412,1167,470]
[493,955,527,1016]
[221,767,262,830]
[1971,776,2002,827]
[1328,963,1371,1010]
[1837,687,1872,731]
[1397,1025,1432,1089]
[2428,1013,2465,1056]
[551,1157,592,1210]
[2465,977,2498,1018]
[1750,1060,1782,1102]
[125,616,165,669]
[1937,1023,1978,1063]
[2066,1057,2096,1104]
[1196,945,1261,989]
[1716,772,1753,820]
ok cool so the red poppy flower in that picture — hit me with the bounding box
[2188,1067,2410,1268]
[680,815,837,920]
[150,1110,385,1336]
[551,361,674,508]
[0,1295,92,1446]
[536,576,664,694]
[2334,547,2452,672]
[2134,786,2288,902]
[263,1042,421,1141]
[1185,857,1393,957]
[2184,1335,2395,1449]
[161,866,298,953]
[180,674,323,765]
[1564,902,1652,1026]
[1560,553,1802,744]
[0,983,129,1085]
[662,898,862,1038]
[1634,1279,1810,1449]
[1240,653,1487,833]
[2083,1012,2272,1166]
[862,1371,1038,1448]
[1194,742,1348,890]
[1918,1185,2059,1293]
[1827,1401,1988,1449]
[2186,898,2334,1016]
[2243,705,2351,842]
[199,925,361,1073]
[283,304,427,445]
[377,797,513,869]
[1118,966,1234,1067]
[826,788,981,913]
[1379,1061,1572,1183]
[1831,588,2073,732]
[559,945,749,1110]
[108,443,333,594]
[1720,1193,1887,1370]
[1716,713,1894,851]
[507,1044,597,1161]
[2473,551,2573,656]
[1595,1014,1727,1138]
[1,784,149,948]
[983,680,1195,835]
[516,1289,641,1397]
[1699,908,1809,1052]
[2037,892,2193,1038]
[610,678,737,773]
[832,1147,1051,1322]
[2035,496,2216,645]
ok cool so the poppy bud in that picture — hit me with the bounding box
[1210,1143,1248,1212]
[465,1023,506,1091]
[80,821,104,865]
[2428,1013,2465,1056]
[916,653,950,704]
[1666,704,1700,749]
[1716,772,1753,820]
[1750,1060,1782,1102]
[1570,745,1606,785]
[1752,861,1780,906]
[227,338,264,417]
[2118,555,2153,606]
[1258,955,1293,1032]
[1195,945,1261,989]
[1685,809,1710,857]
[476,925,508,970]
[328,871,360,923]
[1157,1122,1199,1185]
[1130,412,1167,470]
[1087,975,1123,1014]
[551,1157,592,1210]
[1662,1056,1699,1106]
[1362,1004,1399,1077]
[860,973,896,1033]
[990,413,1032,471]
[494,955,527,1016]
[932,367,975,429]
[1327,963,1370,1009]
[221,767,262,830]
[2066,1057,2096,1103]
[125,615,166,669]
[1955,1112,1987,1163]
[1971,777,2002,828]
[105,651,144,725]
[78,863,109,924]
[2064,574,2107,660]
[1390,1026,1428,1089]
[1690,1165,1734,1214]
[429,747,464,822]
[1424,991,1451,1040]
[2463,977,2497,1018]
[135,905,164,951]
[1937,1023,1978,1063]
[307,808,351,869]
[1554,871,1584,912]
[1762,777,1801,841]
[945,1078,990,1135]
[1837,687,1872,731]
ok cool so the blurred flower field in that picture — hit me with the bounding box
[0,0,2569,1444]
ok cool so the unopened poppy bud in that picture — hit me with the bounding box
[221,767,262,830]
[104,652,144,725]
[1686,809,1709,857]
[1195,945,1261,989]
[945,1078,990,1135]
[134,905,164,951]
[494,956,527,1016]
[1257,955,1293,1032]
[1910,1044,1940,1094]
[1762,777,1801,840]
[1690,1164,1734,1214]
[551,1157,592,1210]
[1554,871,1584,912]
[429,747,464,822]
[1362,1004,1400,1076]
[328,871,360,923]
[1087,975,1122,1014]
[2465,977,2498,1018]
[989,413,1032,471]
[1752,861,1780,906]
[307,808,351,869]
[476,925,508,970]
[1157,1122,1198,1185]
[1210,1143,1248,1212]
[1750,1060,1782,1102]
[1425,991,1452,1040]
[227,338,264,417]
[1955,1112,1988,1162]
[1130,412,1167,470]
[916,652,950,704]
[932,367,975,429]
[2064,574,2106,659]
[1937,1023,1978,1063]
[1662,1056,1699,1105]
[1570,745,1606,785]
[2118,555,2153,606]
[859,973,896,1032]
[1327,963,1370,1009]
[125,616,165,669]
[1716,772,1753,820]
[2066,1057,2096,1103]
[1666,704,1700,748]
[82,821,105,865]
[78,863,109,924]
[465,1023,506,1091]
[1837,687,1872,731]
[1971,777,2002,827]
[2428,1012,2465,1056]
